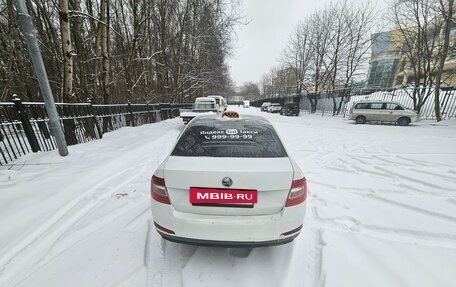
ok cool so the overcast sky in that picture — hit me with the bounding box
[227,0,387,86]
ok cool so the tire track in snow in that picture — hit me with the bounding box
[313,179,456,224]
[361,193,456,224]
[396,155,456,168]
[369,154,448,168]
[0,166,147,287]
[409,168,456,183]
[374,166,454,191]
[145,229,197,287]
[308,205,327,287]
[0,125,181,287]
[14,201,151,287]
[312,216,456,249]
[40,201,150,269]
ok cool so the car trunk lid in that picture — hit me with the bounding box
[164,156,293,216]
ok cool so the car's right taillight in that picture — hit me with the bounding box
[285,177,307,207]
[151,175,170,204]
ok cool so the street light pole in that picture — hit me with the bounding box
[15,0,68,156]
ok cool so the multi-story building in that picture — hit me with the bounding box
[272,66,298,96]
[367,30,407,88]
[367,24,456,88]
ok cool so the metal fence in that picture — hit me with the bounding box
[345,88,456,120]
[252,87,456,119]
[0,99,191,166]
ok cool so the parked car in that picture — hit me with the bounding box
[180,97,218,124]
[349,101,419,126]
[261,102,272,112]
[207,95,227,113]
[151,112,307,247]
[267,103,282,113]
[280,102,300,116]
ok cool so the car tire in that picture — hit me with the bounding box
[355,116,366,124]
[397,117,410,126]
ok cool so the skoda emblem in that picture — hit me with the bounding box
[222,177,233,187]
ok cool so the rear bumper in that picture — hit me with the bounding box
[151,200,306,246]
[282,110,299,115]
[158,230,300,247]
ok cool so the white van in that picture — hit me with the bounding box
[207,95,227,113]
[194,97,217,111]
[349,101,419,126]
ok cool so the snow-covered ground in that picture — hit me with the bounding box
[1,106,455,287]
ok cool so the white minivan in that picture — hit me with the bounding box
[349,101,420,126]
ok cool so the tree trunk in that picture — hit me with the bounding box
[70,0,86,102]
[434,0,454,122]
[59,0,73,102]
[100,0,110,103]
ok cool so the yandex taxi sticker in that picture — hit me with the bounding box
[199,129,259,141]
[190,187,257,205]
[225,129,238,135]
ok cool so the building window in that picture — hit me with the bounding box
[367,59,398,88]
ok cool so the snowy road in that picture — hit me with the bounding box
[1,107,455,287]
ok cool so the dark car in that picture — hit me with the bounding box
[280,102,300,116]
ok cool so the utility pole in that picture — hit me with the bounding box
[15,0,68,156]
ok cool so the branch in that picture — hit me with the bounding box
[68,10,122,37]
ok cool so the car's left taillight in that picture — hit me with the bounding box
[151,175,170,204]
[285,177,307,207]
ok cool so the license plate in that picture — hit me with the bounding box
[190,187,257,205]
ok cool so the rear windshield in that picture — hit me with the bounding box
[171,121,287,158]
[195,102,215,109]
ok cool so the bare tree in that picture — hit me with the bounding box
[280,22,312,95]
[323,1,348,115]
[337,1,376,114]
[434,0,455,121]
[391,0,445,112]
[59,0,74,102]
[100,0,110,103]
[306,8,333,112]
[0,0,240,104]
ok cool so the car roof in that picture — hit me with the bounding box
[195,97,216,102]
[355,100,403,105]
[189,114,272,127]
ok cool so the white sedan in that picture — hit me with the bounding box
[267,103,282,113]
[151,112,307,247]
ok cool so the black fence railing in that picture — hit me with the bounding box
[0,99,192,166]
